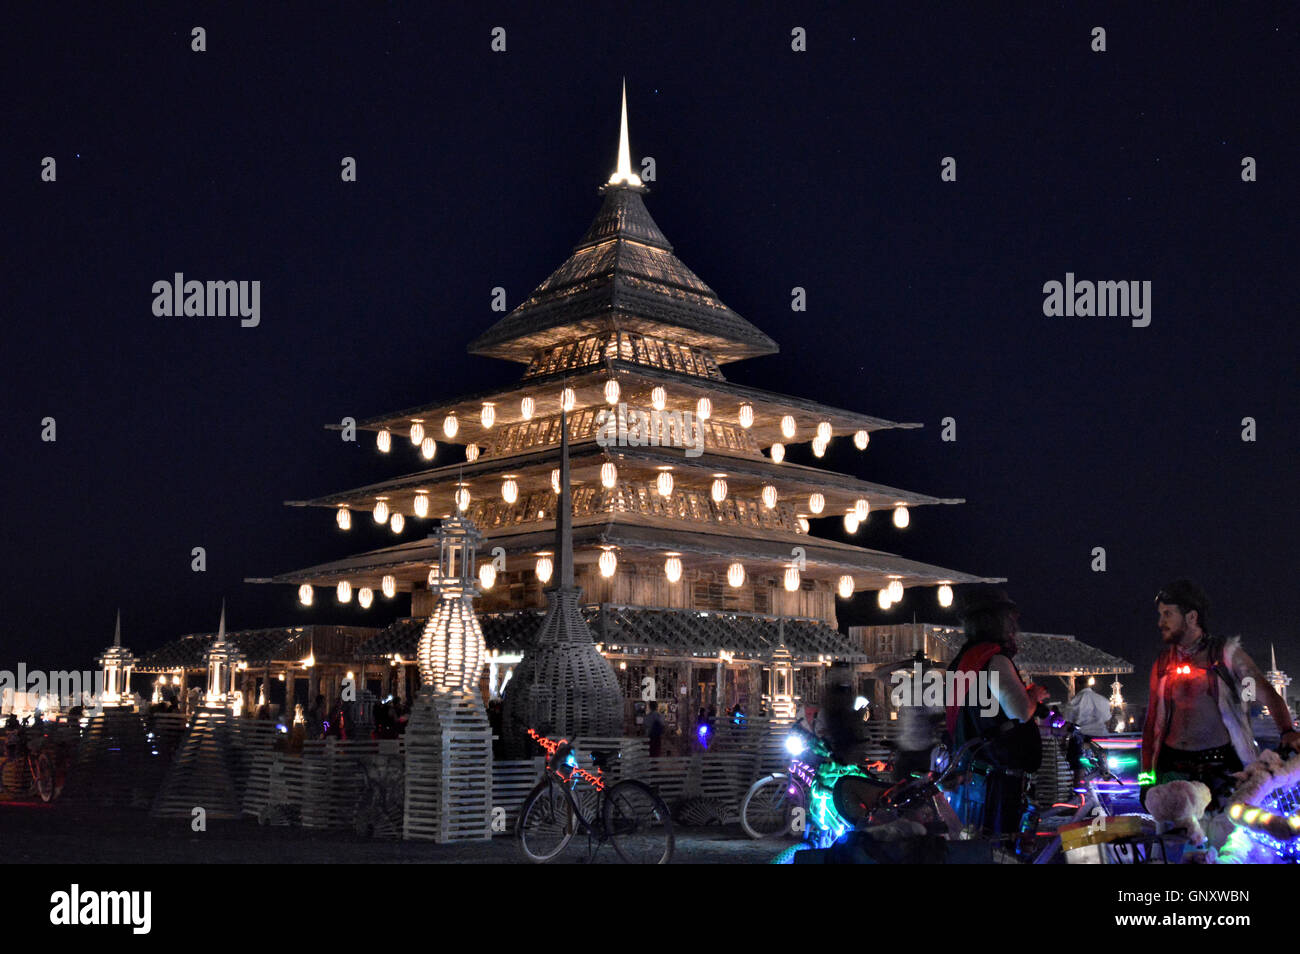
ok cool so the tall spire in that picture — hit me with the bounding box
[1272,643,1279,672]
[556,406,575,588]
[113,608,121,647]
[217,599,226,641]
[606,78,643,189]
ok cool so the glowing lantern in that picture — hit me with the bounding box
[550,468,561,494]
[337,581,352,603]
[535,555,553,583]
[479,563,496,590]
[599,549,618,578]
[812,436,828,458]
[854,498,869,521]
[784,567,801,592]
[381,575,396,599]
[336,506,351,530]
[817,421,832,442]
[454,486,471,512]
[727,562,745,588]
[809,492,825,514]
[938,584,954,608]
[888,579,904,602]
[409,421,425,445]
[738,403,754,428]
[711,477,728,503]
[781,415,797,439]
[893,505,910,529]
[854,430,870,450]
[443,413,459,438]
[604,379,620,404]
[480,403,496,428]
[466,443,481,462]
[413,493,429,518]
[696,396,712,420]
[560,387,576,412]
[656,470,674,497]
[427,566,440,587]
[601,462,618,489]
[651,386,666,411]
[358,587,374,609]
[377,428,392,453]
[770,443,785,463]
[373,499,389,524]
[298,583,313,606]
[520,396,535,421]
[421,437,437,460]
[389,512,405,534]
[878,588,892,610]
[843,512,860,534]
[501,477,519,504]
[665,555,683,583]
[797,516,810,533]
[837,575,854,599]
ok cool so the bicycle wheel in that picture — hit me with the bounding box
[604,780,674,864]
[516,776,576,863]
[740,773,799,839]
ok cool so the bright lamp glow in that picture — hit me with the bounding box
[480,403,495,428]
[785,734,807,756]
[336,507,351,530]
[888,579,904,602]
[443,413,458,438]
[727,562,745,587]
[809,492,825,514]
[298,584,313,606]
[817,421,832,442]
[781,415,796,439]
[656,470,674,497]
[520,396,535,421]
[651,386,666,411]
[696,396,712,420]
[421,437,436,460]
[838,575,854,599]
[738,404,754,428]
[389,512,405,534]
[454,486,470,511]
[761,484,778,509]
[938,584,954,608]
[413,493,429,518]
[854,429,869,450]
[784,567,800,592]
[372,499,389,524]
[599,549,617,578]
[665,555,683,583]
[843,512,859,534]
[501,477,518,503]
[377,428,391,453]
[604,379,620,404]
[358,587,374,609]
[560,387,576,412]
[337,581,352,603]
[409,422,424,445]
[601,462,618,488]
[893,505,910,528]
[770,442,785,463]
[465,443,480,462]
[811,436,828,457]
[711,477,728,503]
[535,555,553,583]
[551,468,561,494]
[854,498,869,521]
[878,588,892,610]
[479,564,496,589]
[381,575,396,599]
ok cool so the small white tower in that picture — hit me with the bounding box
[96,610,137,709]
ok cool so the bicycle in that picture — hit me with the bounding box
[516,729,674,864]
[0,721,72,803]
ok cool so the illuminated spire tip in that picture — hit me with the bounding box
[607,79,643,188]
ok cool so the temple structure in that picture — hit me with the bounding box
[255,86,997,739]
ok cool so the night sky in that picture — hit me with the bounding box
[5,4,1297,697]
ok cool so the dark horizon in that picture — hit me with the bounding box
[5,4,1297,695]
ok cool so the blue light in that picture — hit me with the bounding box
[785,734,807,756]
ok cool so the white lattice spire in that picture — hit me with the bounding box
[606,78,643,188]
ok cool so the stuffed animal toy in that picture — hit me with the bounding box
[1144,780,1212,845]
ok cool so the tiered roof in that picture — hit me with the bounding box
[254,88,998,615]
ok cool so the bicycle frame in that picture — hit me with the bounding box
[527,729,611,848]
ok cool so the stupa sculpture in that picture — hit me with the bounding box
[501,409,624,755]
[403,515,494,842]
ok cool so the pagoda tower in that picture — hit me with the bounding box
[403,515,494,842]
[501,409,624,754]
[260,85,996,728]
